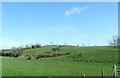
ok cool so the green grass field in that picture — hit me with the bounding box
[1,46,118,76]
[0,57,2,77]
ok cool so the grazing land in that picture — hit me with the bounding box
[1,45,118,76]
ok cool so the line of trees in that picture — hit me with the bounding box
[25,43,41,49]
[1,47,23,57]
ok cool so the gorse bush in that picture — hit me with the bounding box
[27,52,64,60]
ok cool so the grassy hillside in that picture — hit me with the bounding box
[22,46,118,63]
[2,46,119,76]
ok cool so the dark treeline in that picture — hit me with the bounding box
[0,43,41,57]
[0,48,23,57]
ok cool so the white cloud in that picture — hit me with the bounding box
[65,7,86,17]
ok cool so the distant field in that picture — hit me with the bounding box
[2,46,118,76]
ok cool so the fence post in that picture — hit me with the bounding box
[112,65,117,78]
[101,70,104,78]
[81,74,85,78]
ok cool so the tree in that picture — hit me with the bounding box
[109,36,120,48]
[52,47,61,52]
[11,47,23,57]
[11,47,16,57]
[35,42,41,48]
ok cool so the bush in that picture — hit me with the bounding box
[52,47,61,52]
[27,56,31,60]
[96,59,100,62]
[64,53,71,55]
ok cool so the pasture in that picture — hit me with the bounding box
[1,46,118,76]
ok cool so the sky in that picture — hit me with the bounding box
[1,0,120,2]
[1,2,118,49]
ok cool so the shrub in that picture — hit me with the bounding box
[96,59,100,62]
[27,56,31,60]
[64,53,71,55]
[52,48,61,52]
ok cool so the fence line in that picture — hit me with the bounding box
[80,65,119,78]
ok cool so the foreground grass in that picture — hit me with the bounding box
[0,57,2,77]
[2,57,114,76]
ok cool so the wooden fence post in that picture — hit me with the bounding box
[101,70,104,78]
[81,74,85,78]
[112,65,117,78]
